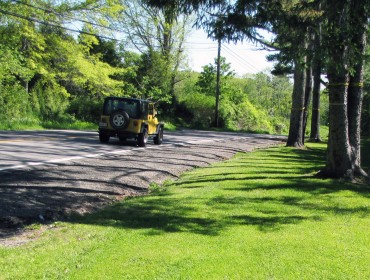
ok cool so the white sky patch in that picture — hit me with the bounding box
[185,29,275,75]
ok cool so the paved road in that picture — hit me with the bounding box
[0,129,286,236]
[0,129,284,171]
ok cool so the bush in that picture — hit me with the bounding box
[224,99,273,133]
[180,92,215,128]
[0,84,32,121]
[67,96,104,123]
[30,79,70,121]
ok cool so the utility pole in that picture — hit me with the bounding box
[215,38,221,128]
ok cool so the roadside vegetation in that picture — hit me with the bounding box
[2,0,367,137]
[1,140,369,279]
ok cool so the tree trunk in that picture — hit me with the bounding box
[287,58,306,147]
[309,25,322,142]
[302,64,313,145]
[322,0,368,179]
[347,0,368,177]
[348,69,366,177]
[326,76,353,178]
[302,31,314,145]
[324,0,354,178]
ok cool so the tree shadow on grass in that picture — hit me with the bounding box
[71,145,369,236]
[74,196,225,236]
[232,214,309,232]
[73,195,314,236]
[226,177,370,197]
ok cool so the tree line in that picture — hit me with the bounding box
[0,0,294,132]
[0,0,369,180]
[141,0,370,180]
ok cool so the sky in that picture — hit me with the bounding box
[184,29,275,76]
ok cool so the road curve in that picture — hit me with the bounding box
[0,129,286,236]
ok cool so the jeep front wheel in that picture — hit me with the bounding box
[137,128,148,147]
[153,127,163,145]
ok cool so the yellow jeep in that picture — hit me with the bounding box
[98,97,164,147]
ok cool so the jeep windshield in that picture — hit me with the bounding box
[103,98,144,119]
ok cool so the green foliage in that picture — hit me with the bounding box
[30,79,70,120]
[0,46,34,125]
[182,92,215,128]
[162,121,177,131]
[245,73,292,118]
[0,1,128,128]
[0,0,296,134]
[196,56,235,95]
[320,125,329,140]
[0,0,294,133]
[175,68,216,128]
[67,96,105,123]
[221,98,272,133]
[137,51,172,103]
[320,90,330,126]
[0,84,30,120]
[175,61,293,134]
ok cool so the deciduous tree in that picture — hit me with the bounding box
[117,0,192,108]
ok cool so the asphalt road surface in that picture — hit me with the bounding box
[0,129,285,237]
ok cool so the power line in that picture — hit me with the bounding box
[222,48,256,73]
[222,44,261,73]
[184,41,218,45]
[221,47,254,72]
[233,44,273,66]
[223,44,258,69]
[186,47,218,50]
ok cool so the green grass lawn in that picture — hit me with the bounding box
[1,142,369,279]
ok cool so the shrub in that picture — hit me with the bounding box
[67,95,104,123]
[227,100,273,133]
[180,92,215,128]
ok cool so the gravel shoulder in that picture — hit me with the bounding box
[0,131,285,244]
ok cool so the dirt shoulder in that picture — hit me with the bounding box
[0,133,285,243]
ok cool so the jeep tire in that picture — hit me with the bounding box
[153,126,163,145]
[99,133,110,143]
[137,128,148,147]
[110,110,130,130]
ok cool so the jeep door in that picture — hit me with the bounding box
[147,103,158,134]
